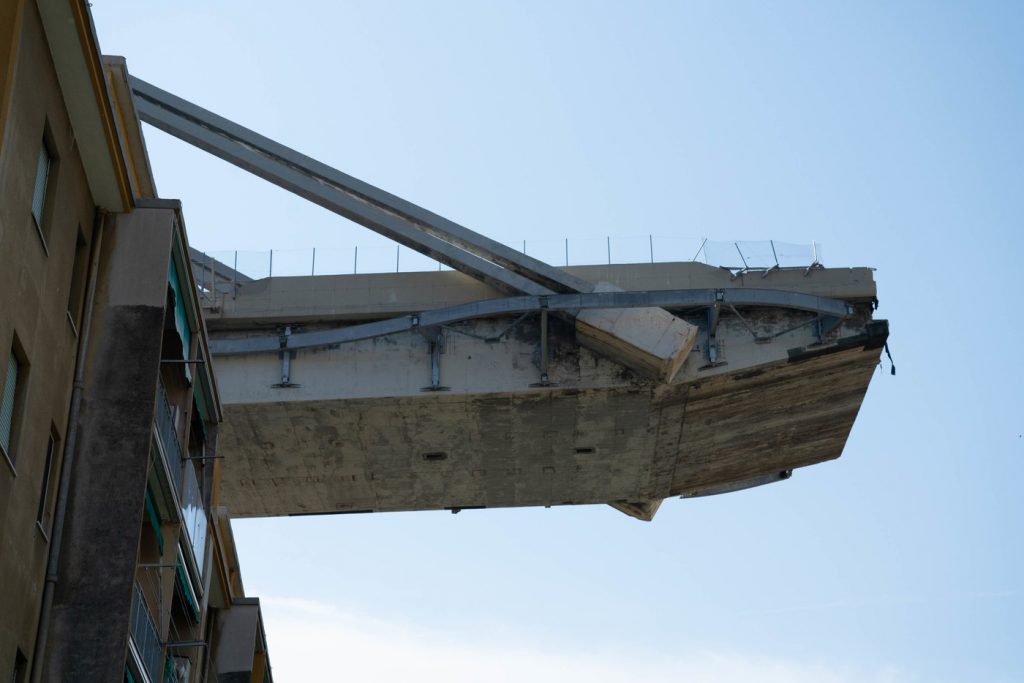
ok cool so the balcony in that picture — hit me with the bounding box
[155,379,208,578]
[154,381,183,495]
[129,582,164,683]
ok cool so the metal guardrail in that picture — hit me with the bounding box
[700,239,822,273]
[130,582,163,683]
[192,239,823,291]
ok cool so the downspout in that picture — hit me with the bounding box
[29,208,109,683]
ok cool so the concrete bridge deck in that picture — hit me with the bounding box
[201,261,886,521]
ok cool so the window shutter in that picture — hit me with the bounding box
[0,353,18,454]
[32,142,50,224]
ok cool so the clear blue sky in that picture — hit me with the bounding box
[92,2,1023,680]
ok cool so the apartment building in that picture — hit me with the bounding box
[0,1,273,681]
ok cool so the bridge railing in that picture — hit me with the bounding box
[193,238,822,296]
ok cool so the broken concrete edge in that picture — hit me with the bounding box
[574,282,699,382]
[608,499,663,521]
[575,312,698,383]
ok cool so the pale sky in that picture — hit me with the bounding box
[91,2,1023,681]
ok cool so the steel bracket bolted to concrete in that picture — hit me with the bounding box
[272,326,300,388]
[418,328,450,392]
[528,309,556,388]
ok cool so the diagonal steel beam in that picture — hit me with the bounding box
[129,76,702,381]
[132,78,554,296]
[130,76,594,294]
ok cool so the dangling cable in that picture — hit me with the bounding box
[884,341,896,376]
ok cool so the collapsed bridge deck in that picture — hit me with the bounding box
[200,261,886,521]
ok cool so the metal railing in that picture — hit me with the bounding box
[130,582,164,683]
[699,239,823,273]
[154,381,183,495]
[155,380,207,579]
[193,238,823,291]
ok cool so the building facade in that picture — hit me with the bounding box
[0,1,273,681]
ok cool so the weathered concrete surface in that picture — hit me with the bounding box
[43,209,173,682]
[216,326,884,518]
[204,264,886,520]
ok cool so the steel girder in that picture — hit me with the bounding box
[208,287,853,356]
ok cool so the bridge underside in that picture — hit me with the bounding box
[218,332,883,518]
[206,263,887,521]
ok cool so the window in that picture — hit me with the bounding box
[37,429,60,534]
[1,341,27,470]
[1,351,20,463]
[30,129,58,249]
[31,137,52,226]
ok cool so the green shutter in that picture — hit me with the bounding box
[167,257,193,381]
[175,559,201,623]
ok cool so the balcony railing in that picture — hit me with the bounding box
[155,381,184,495]
[130,582,164,683]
